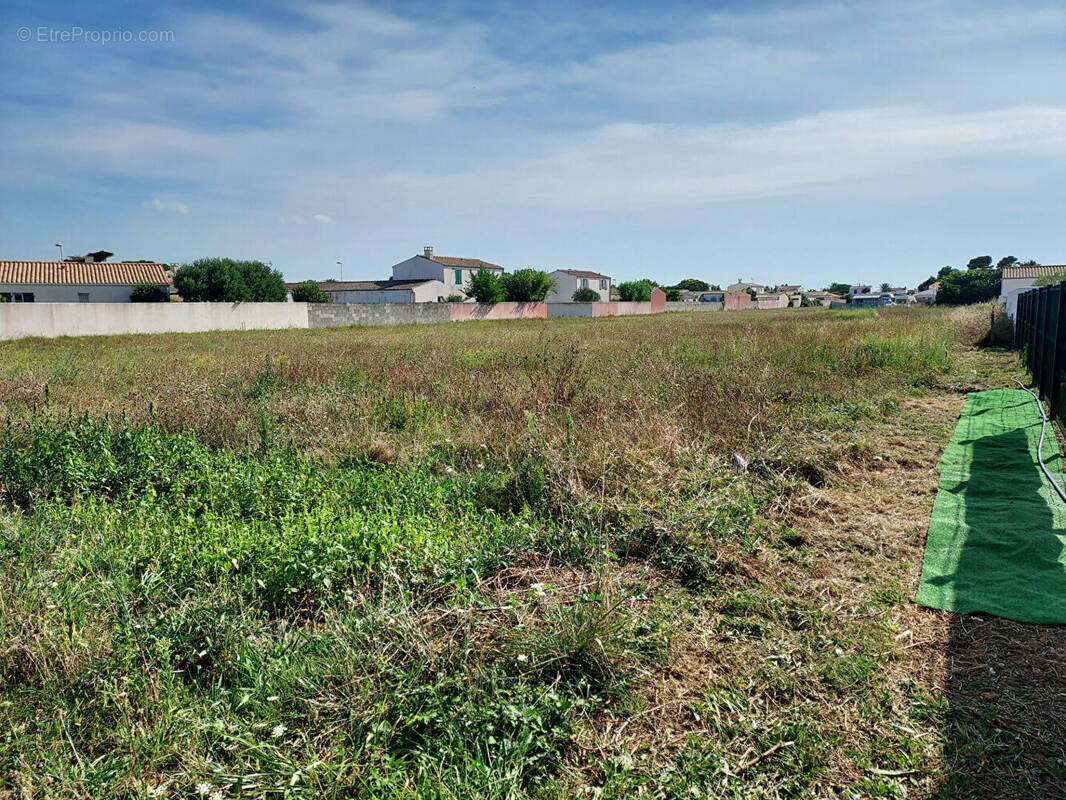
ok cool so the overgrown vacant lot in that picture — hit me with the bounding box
[1,308,1062,799]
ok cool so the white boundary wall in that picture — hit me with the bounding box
[0,297,728,342]
[0,302,308,341]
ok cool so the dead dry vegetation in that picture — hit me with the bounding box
[1,306,1062,799]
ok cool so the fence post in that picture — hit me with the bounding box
[1042,287,1059,403]
[1031,289,1044,376]
[1052,288,1066,419]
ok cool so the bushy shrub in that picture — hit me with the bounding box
[130,283,169,303]
[501,269,555,302]
[464,269,505,303]
[571,287,600,302]
[617,279,654,302]
[290,280,331,303]
[174,258,286,302]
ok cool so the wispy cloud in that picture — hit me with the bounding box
[312,213,333,224]
[149,197,189,214]
[373,105,1066,210]
[279,215,304,225]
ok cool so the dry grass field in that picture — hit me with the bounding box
[1,306,1062,799]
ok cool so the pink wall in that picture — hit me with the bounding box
[449,302,548,321]
[724,292,752,310]
[650,286,666,312]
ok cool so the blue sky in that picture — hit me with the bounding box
[3,0,1065,288]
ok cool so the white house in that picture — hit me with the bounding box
[914,284,938,305]
[0,260,170,303]
[315,279,445,304]
[848,285,873,297]
[727,279,767,293]
[754,292,790,309]
[389,247,506,301]
[1001,264,1066,318]
[546,269,612,302]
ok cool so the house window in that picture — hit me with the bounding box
[4,292,35,303]
[581,279,588,288]
[455,269,463,284]
[78,293,90,303]
[600,279,607,290]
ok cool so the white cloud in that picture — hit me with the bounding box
[312,214,333,224]
[279,215,304,224]
[149,197,189,214]
[374,105,1066,211]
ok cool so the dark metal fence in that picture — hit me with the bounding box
[1015,285,1066,420]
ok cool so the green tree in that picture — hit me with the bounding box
[664,288,682,301]
[934,268,1000,305]
[572,287,600,302]
[996,256,1018,269]
[879,282,892,293]
[130,283,169,303]
[673,278,710,292]
[500,269,555,302]
[464,269,505,303]
[174,258,286,302]
[918,276,937,291]
[967,256,993,270]
[290,280,331,303]
[827,282,851,295]
[617,279,654,302]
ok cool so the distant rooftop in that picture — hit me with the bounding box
[311,279,439,291]
[555,268,611,280]
[419,247,504,271]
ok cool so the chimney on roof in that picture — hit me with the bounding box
[424,246,434,258]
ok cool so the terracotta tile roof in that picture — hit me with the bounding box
[1003,264,1066,279]
[424,255,505,270]
[556,269,611,280]
[0,261,169,285]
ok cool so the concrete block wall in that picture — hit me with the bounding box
[308,303,451,328]
[664,302,723,312]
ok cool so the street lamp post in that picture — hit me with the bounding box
[336,260,343,282]
[55,243,64,261]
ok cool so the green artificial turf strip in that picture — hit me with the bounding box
[916,388,1066,623]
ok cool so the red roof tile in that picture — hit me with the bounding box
[0,261,169,285]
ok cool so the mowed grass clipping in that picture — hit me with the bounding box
[0,306,1007,799]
